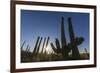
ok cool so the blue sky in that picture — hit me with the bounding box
[21,10,89,53]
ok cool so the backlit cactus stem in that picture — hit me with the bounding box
[51,43,59,53]
[55,38,60,50]
[84,48,89,58]
[61,17,67,49]
[41,37,46,53]
[21,40,26,50]
[32,36,40,56]
[36,37,43,55]
[67,17,80,59]
[46,37,50,48]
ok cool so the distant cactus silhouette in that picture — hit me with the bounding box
[21,40,26,50]
[32,36,40,56]
[84,48,88,54]
[25,44,31,56]
[25,45,29,51]
[41,37,46,53]
[84,48,89,58]
[35,37,43,55]
[41,37,50,53]
[31,36,50,61]
[46,37,50,48]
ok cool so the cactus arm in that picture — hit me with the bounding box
[67,17,80,59]
[75,37,84,45]
[68,17,76,42]
[51,43,58,53]
[55,38,61,50]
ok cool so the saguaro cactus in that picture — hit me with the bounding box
[51,17,70,60]
[61,17,70,59]
[51,17,85,60]
[67,17,80,59]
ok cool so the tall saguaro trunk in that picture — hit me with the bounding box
[51,17,70,60]
[61,17,67,49]
[67,17,80,59]
[61,17,69,59]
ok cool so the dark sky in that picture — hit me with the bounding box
[21,10,89,53]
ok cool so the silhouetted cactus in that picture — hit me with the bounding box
[51,38,61,53]
[31,36,50,61]
[25,45,31,56]
[21,40,26,50]
[35,37,43,55]
[41,37,46,53]
[25,45,29,52]
[61,17,68,49]
[84,48,89,58]
[41,37,50,53]
[51,17,85,60]
[51,17,70,60]
[55,38,61,51]
[67,17,81,59]
[75,37,84,45]
[46,37,50,48]
[21,16,86,62]
[32,36,40,56]
[84,48,88,54]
